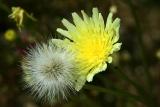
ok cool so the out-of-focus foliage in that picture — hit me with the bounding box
[0,0,160,107]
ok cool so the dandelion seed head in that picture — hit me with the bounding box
[22,42,76,104]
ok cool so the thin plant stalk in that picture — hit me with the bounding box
[84,84,145,103]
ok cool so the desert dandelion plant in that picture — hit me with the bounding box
[22,42,77,104]
[57,8,122,91]
[21,7,122,104]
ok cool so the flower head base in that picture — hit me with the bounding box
[22,42,76,104]
[57,8,122,91]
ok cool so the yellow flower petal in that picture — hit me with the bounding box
[61,19,80,40]
[49,38,72,49]
[107,56,113,63]
[75,75,86,91]
[56,28,71,39]
[87,62,107,82]
[105,12,113,30]
[112,43,122,52]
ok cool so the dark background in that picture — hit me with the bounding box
[0,0,160,107]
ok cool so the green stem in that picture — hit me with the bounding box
[111,66,156,107]
[111,66,147,96]
[122,0,157,106]
[25,12,37,22]
[123,0,152,92]
[84,84,145,103]
[0,1,10,13]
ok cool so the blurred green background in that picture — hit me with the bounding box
[0,0,160,107]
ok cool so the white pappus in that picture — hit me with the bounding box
[21,42,77,104]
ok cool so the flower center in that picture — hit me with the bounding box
[75,36,107,65]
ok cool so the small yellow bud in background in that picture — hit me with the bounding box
[110,5,117,14]
[4,29,17,42]
[112,53,120,66]
[121,50,131,62]
[156,49,160,60]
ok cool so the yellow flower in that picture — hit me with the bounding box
[9,6,37,30]
[56,8,122,91]
[9,7,24,29]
